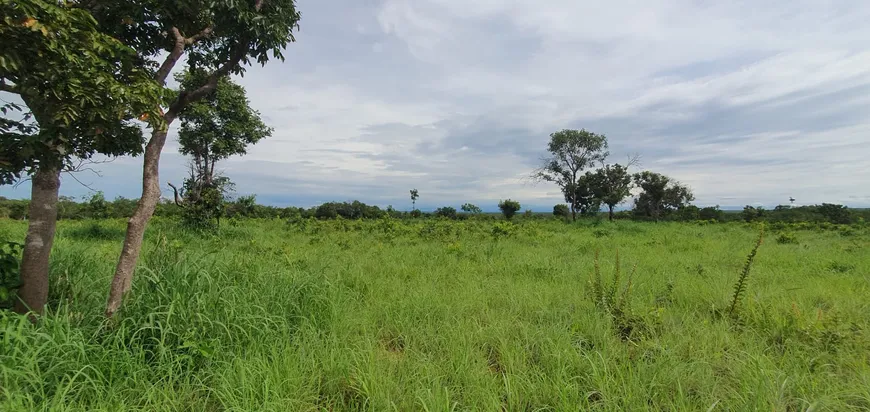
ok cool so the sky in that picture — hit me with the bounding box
[3,0,870,211]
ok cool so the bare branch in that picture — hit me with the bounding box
[625,153,642,169]
[155,27,186,86]
[167,182,185,207]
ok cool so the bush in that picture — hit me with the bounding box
[498,199,521,220]
[434,206,458,219]
[553,204,569,219]
[776,232,799,244]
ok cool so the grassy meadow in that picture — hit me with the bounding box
[1,217,869,411]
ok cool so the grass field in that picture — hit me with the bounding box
[1,217,868,411]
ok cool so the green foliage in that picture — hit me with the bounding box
[490,221,516,239]
[535,129,609,219]
[552,204,569,219]
[0,0,164,183]
[180,183,226,232]
[434,206,458,219]
[498,199,521,220]
[743,205,766,222]
[590,164,633,218]
[568,174,601,217]
[588,250,641,340]
[776,232,799,244]
[0,241,22,309]
[410,189,419,210]
[699,205,725,221]
[729,227,764,317]
[177,71,272,174]
[633,171,694,221]
[83,191,109,219]
[460,203,482,214]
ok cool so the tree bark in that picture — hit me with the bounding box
[105,127,170,317]
[14,166,61,318]
[608,205,614,221]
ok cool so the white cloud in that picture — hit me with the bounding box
[4,0,869,209]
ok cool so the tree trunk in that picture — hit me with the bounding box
[571,206,576,222]
[105,127,170,317]
[608,205,614,221]
[14,166,61,318]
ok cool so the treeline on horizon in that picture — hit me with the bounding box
[0,193,865,225]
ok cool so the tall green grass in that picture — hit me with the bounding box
[1,218,868,410]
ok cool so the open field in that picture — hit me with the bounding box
[1,218,869,411]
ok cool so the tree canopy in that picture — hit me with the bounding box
[633,171,694,221]
[535,129,608,220]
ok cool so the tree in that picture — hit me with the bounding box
[498,199,521,220]
[434,206,457,219]
[461,203,482,214]
[742,205,765,223]
[553,204,569,220]
[591,164,633,221]
[700,205,725,221]
[1,0,162,316]
[96,0,303,317]
[534,129,608,221]
[632,171,694,222]
[816,203,851,224]
[569,173,601,218]
[169,72,270,231]
[410,189,419,211]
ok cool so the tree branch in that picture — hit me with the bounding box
[167,182,184,207]
[155,27,186,86]
[166,38,251,119]
[0,81,20,94]
[185,26,214,45]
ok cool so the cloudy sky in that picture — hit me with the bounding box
[3,0,870,210]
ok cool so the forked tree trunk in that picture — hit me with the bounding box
[14,166,61,318]
[105,128,170,317]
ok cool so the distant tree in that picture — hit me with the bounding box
[569,173,602,217]
[410,189,419,212]
[676,205,700,221]
[700,205,725,221]
[461,203,482,214]
[169,72,270,231]
[816,203,851,224]
[84,192,109,219]
[553,204,570,220]
[742,205,766,223]
[590,164,633,221]
[435,206,458,219]
[498,199,521,220]
[633,171,694,222]
[533,129,608,221]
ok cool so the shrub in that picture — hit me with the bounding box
[553,204,569,219]
[0,242,22,309]
[776,232,799,244]
[498,199,521,220]
[434,206,458,219]
[491,221,516,239]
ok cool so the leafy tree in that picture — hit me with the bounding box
[816,203,851,224]
[700,205,725,221]
[169,73,270,231]
[1,0,162,316]
[461,203,482,214]
[591,164,633,221]
[96,0,303,317]
[410,189,419,211]
[676,205,700,221]
[534,129,608,221]
[435,206,458,219]
[742,205,765,223]
[498,199,521,220]
[632,171,694,222]
[553,204,570,220]
[84,192,109,219]
[569,173,601,218]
